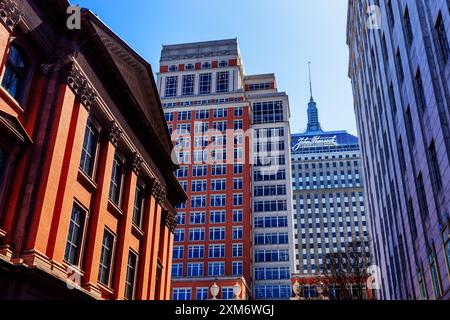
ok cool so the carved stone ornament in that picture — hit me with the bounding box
[66,63,98,109]
[0,0,22,31]
[131,153,144,175]
[151,180,167,206]
[108,121,123,146]
[164,211,177,233]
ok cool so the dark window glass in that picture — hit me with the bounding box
[416,173,429,219]
[216,72,229,93]
[80,119,98,177]
[199,73,211,94]
[64,203,86,265]
[109,154,124,206]
[98,229,115,286]
[125,251,138,300]
[165,76,177,97]
[1,44,28,102]
[436,12,449,63]
[182,74,195,96]
[403,6,413,46]
[133,183,145,227]
[405,107,415,144]
[395,49,404,82]
[428,140,442,190]
[415,69,427,112]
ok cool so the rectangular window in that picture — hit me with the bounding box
[234,107,243,117]
[165,76,178,97]
[208,244,225,258]
[213,108,228,118]
[195,110,209,120]
[233,178,243,190]
[172,263,183,278]
[253,101,284,124]
[189,228,205,241]
[418,265,428,300]
[210,211,226,224]
[232,262,243,276]
[403,6,413,46]
[182,75,195,96]
[395,49,404,82]
[124,251,138,300]
[188,245,204,259]
[192,165,207,177]
[191,180,207,193]
[187,263,204,277]
[199,73,212,94]
[208,262,225,276]
[407,198,418,240]
[173,289,191,300]
[164,112,174,122]
[196,288,208,300]
[209,227,225,241]
[428,140,442,191]
[405,107,415,144]
[173,246,184,260]
[109,154,124,207]
[415,69,427,112]
[64,203,86,266]
[174,229,185,242]
[436,12,450,63]
[190,212,206,225]
[233,244,243,257]
[98,229,115,286]
[429,248,443,298]
[210,194,226,207]
[233,210,243,223]
[216,72,229,93]
[416,173,429,219]
[177,110,192,121]
[211,179,226,191]
[133,183,145,227]
[233,226,243,240]
[80,119,98,177]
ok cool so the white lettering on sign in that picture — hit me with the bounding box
[292,136,338,151]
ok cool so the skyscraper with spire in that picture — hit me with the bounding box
[306,62,322,133]
[289,66,371,299]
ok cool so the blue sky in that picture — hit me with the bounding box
[73,0,356,135]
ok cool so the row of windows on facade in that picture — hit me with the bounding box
[66,117,157,299]
[173,216,289,242]
[165,107,244,122]
[172,261,242,278]
[292,159,360,171]
[162,96,244,108]
[172,286,236,301]
[164,71,230,97]
[166,60,230,73]
[173,234,289,261]
[356,2,446,198]
[176,210,244,226]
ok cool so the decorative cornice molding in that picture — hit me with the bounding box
[164,210,177,234]
[0,0,22,31]
[131,153,144,175]
[108,120,122,146]
[151,179,166,206]
[66,62,98,110]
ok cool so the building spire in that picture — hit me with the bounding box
[306,61,322,132]
[308,61,313,101]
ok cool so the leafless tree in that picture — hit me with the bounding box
[323,237,372,300]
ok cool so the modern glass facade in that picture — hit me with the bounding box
[347,0,450,300]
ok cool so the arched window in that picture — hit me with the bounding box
[185,63,194,71]
[201,62,211,69]
[1,44,29,103]
[219,60,228,67]
[169,65,178,72]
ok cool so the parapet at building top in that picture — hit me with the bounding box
[160,38,240,62]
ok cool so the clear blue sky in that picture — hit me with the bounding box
[73,0,357,135]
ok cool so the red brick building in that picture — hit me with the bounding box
[0,0,185,300]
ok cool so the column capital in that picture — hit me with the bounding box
[65,62,98,110]
[0,0,23,31]
[108,121,123,146]
[151,179,166,206]
[131,153,144,175]
[164,210,177,233]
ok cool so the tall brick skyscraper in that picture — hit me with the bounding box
[157,39,295,300]
[347,0,449,300]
